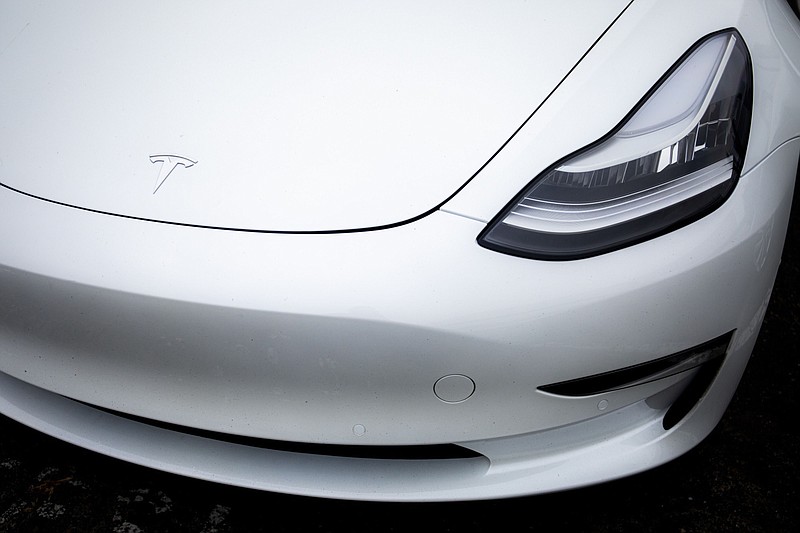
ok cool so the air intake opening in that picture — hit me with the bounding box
[662,349,727,430]
[76,402,481,460]
[538,331,733,397]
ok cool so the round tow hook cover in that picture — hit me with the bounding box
[433,374,476,403]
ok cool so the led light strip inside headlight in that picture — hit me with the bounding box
[479,30,752,260]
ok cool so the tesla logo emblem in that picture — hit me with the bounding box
[149,154,197,194]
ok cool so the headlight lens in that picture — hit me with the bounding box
[478,30,752,260]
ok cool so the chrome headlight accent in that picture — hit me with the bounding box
[479,30,752,260]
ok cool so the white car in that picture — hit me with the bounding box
[1,0,799,502]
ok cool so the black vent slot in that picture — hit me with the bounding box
[76,401,481,460]
[539,331,733,397]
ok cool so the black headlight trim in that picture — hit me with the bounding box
[478,29,753,261]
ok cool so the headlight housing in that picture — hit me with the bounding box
[478,30,752,260]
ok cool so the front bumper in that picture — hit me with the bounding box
[1,136,796,500]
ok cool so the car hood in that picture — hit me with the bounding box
[0,1,630,232]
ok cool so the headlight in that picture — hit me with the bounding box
[478,30,752,260]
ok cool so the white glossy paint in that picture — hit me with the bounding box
[0,0,629,231]
[442,0,800,224]
[1,0,799,501]
[1,137,796,447]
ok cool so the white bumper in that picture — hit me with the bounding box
[0,136,797,499]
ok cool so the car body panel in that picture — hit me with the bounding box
[1,136,796,446]
[0,0,629,232]
[0,134,795,501]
